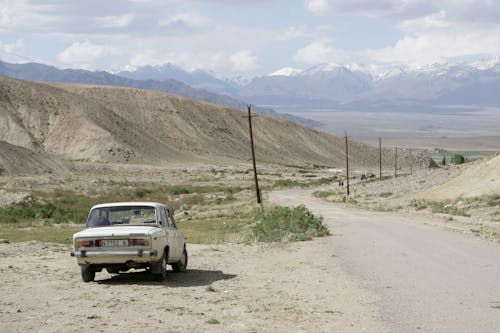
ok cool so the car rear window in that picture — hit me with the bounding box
[86,206,157,228]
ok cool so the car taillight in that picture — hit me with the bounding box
[76,239,95,248]
[130,238,150,246]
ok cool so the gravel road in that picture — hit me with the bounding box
[269,189,500,333]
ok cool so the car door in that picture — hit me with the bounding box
[162,207,180,261]
[168,207,184,256]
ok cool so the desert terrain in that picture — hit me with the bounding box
[0,154,499,332]
[0,76,499,332]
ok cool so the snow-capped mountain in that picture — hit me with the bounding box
[239,60,500,111]
[115,59,500,113]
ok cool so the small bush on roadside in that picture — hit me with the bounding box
[451,154,465,165]
[430,202,470,217]
[252,205,329,242]
[410,199,428,210]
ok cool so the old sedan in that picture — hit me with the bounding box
[71,202,187,282]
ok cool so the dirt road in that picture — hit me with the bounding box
[270,189,500,333]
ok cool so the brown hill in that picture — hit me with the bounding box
[0,76,433,172]
[0,140,66,175]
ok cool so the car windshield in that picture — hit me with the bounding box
[86,206,157,228]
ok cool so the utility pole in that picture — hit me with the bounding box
[410,152,413,175]
[247,105,263,211]
[345,134,350,196]
[379,137,382,181]
[394,146,398,178]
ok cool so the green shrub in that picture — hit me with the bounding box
[252,205,329,242]
[430,202,470,217]
[451,154,465,165]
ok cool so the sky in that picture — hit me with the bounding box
[1,0,500,77]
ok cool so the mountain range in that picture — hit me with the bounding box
[120,59,500,113]
[0,60,319,128]
[3,58,500,131]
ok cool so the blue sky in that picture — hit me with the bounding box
[1,0,500,77]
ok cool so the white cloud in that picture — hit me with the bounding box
[158,12,209,29]
[57,41,116,64]
[0,39,24,54]
[305,0,331,15]
[230,51,257,72]
[95,14,134,28]
[278,25,308,40]
[129,48,225,72]
[363,28,500,66]
[294,41,346,64]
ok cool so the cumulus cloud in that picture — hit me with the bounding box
[305,0,331,15]
[57,41,116,64]
[230,51,257,72]
[294,41,346,64]
[363,29,500,66]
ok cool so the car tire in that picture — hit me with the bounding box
[172,248,188,273]
[151,253,168,281]
[81,266,95,282]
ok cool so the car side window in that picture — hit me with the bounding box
[159,207,167,226]
[166,208,176,229]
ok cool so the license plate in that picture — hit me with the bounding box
[102,239,128,247]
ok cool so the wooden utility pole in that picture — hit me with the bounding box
[409,152,413,175]
[247,105,263,211]
[394,146,398,178]
[345,134,350,196]
[379,137,382,181]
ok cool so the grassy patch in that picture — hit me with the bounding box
[313,190,334,199]
[410,199,470,217]
[0,184,247,225]
[0,225,82,244]
[176,209,254,244]
[252,205,329,242]
[430,203,470,217]
[272,177,334,189]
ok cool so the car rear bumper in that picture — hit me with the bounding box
[71,249,158,265]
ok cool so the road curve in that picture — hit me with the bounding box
[269,189,500,333]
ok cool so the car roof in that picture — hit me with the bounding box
[89,202,167,210]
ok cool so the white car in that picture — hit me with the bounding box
[71,202,187,282]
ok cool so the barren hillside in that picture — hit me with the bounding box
[0,141,66,175]
[0,77,433,173]
[417,153,500,201]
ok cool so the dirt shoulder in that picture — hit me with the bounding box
[0,239,387,333]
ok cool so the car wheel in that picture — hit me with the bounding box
[172,248,188,273]
[151,253,168,281]
[81,266,95,282]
